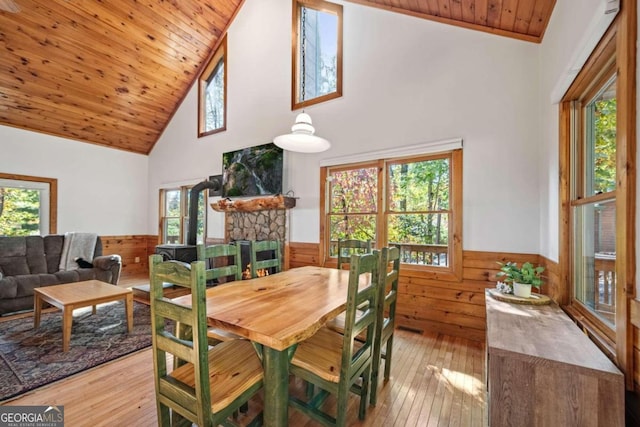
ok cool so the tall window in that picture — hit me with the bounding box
[322,150,462,281]
[159,186,206,244]
[560,2,635,380]
[292,0,342,110]
[198,35,227,137]
[0,173,57,236]
[572,74,617,329]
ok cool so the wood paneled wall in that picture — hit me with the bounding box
[101,235,157,278]
[290,242,546,343]
[103,236,640,395]
[289,242,321,269]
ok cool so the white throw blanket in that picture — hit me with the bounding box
[59,232,98,271]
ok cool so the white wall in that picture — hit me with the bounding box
[538,0,613,262]
[149,0,542,253]
[0,124,148,235]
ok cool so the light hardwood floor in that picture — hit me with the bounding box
[2,276,487,426]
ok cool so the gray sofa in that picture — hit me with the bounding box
[0,235,122,315]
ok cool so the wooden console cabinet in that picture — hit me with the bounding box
[485,292,624,427]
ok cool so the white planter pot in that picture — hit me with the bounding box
[513,282,532,298]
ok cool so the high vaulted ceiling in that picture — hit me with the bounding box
[0,0,556,155]
[0,0,242,154]
[346,0,557,42]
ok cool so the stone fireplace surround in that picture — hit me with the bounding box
[225,210,287,242]
[211,195,296,269]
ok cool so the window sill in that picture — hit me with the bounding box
[198,126,226,138]
[562,304,617,363]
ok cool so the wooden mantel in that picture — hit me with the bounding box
[211,195,296,212]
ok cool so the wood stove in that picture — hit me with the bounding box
[155,244,197,263]
[154,178,220,263]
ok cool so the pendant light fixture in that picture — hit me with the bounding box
[274,111,330,153]
[273,6,331,153]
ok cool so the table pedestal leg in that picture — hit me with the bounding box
[263,346,290,426]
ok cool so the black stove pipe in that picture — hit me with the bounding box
[187,178,221,246]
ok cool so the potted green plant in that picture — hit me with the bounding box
[496,261,545,298]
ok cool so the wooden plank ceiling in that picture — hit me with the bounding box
[0,0,555,155]
[0,0,242,154]
[347,0,557,42]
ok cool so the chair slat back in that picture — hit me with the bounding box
[149,254,211,426]
[249,240,282,278]
[337,239,372,270]
[369,246,402,406]
[341,252,379,382]
[196,243,242,283]
[378,246,400,340]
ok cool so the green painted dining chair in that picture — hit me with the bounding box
[370,246,401,406]
[197,242,243,284]
[148,255,263,427]
[249,240,282,278]
[288,252,380,426]
[336,239,372,270]
[196,243,245,343]
[326,239,373,334]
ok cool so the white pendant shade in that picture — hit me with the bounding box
[273,112,330,153]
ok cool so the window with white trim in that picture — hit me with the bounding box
[0,173,56,236]
[159,186,206,245]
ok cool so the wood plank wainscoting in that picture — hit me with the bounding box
[103,237,640,405]
[292,242,547,343]
[101,235,158,279]
[293,243,640,402]
[105,236,554,342]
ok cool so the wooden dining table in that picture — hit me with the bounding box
[173,265,358,426]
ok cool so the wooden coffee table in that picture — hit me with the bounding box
[34,280,133,352]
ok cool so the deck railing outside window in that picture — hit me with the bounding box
[329,241,448,266]
[594,254,616,316]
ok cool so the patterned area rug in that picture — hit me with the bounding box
[0,300,152,402]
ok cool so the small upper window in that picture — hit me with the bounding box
[198,35,227,136]
[292,0,342,110]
